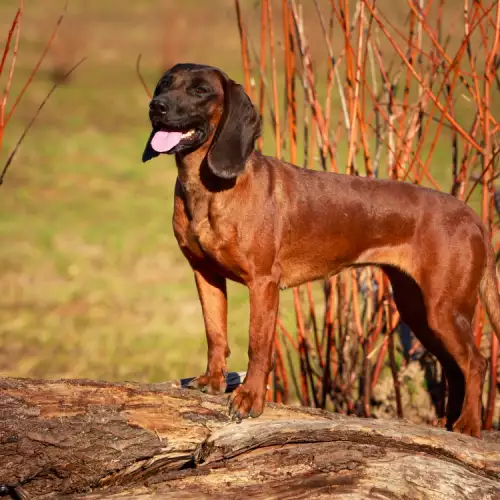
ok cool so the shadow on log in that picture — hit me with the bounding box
[1,376,500,499]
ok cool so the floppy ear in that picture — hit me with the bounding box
[142,130,160,163]
[207,77,261,179]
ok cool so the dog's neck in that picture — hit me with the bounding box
[175,147,208,191]
[175,148,249,225]
[177,145,241,227]
[175,148,210,220]
[176,144,244,190]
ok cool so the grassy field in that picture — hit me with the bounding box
[0,0,497,384]
[0,0,289,382]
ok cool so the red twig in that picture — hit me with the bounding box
[136,54,152,99]
[5,2,67,126]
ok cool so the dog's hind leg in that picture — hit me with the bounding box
[382,267,462,426]
[419,237,488,437]
[382,265,487,437]
[424,300,487,437]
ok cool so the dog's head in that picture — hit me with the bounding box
[142,63,261,179]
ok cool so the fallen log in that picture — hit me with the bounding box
[1,376,499,499]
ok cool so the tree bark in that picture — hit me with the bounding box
[1,376,499,499]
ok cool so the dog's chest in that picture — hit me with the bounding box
[183,221,249,282]
[174,204,235,260]
[173,187,250,280]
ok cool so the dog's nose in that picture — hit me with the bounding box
[150,98,168,114]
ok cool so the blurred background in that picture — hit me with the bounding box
[0,0,499,427]
[0,0,259,382]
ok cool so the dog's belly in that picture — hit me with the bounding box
[354,243,415,270]
[278,241,415,289]
[278,240,354,288]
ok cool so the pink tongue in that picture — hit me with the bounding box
[151,131,183,153]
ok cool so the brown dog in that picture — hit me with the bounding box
[143,63,500,437]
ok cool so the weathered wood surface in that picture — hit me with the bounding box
[1,377,500,499]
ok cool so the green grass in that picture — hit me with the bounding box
[0,0,256,382]
[0,0,496,384]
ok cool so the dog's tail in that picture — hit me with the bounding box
[479,239,500,342]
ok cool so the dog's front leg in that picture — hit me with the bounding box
[229,277,279,419]
[187,266,230,394]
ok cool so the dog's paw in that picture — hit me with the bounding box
[228,384,266,421]
[186,372,227,395]
[452,412,481,438]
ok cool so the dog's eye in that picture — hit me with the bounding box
[194,86,211,95]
